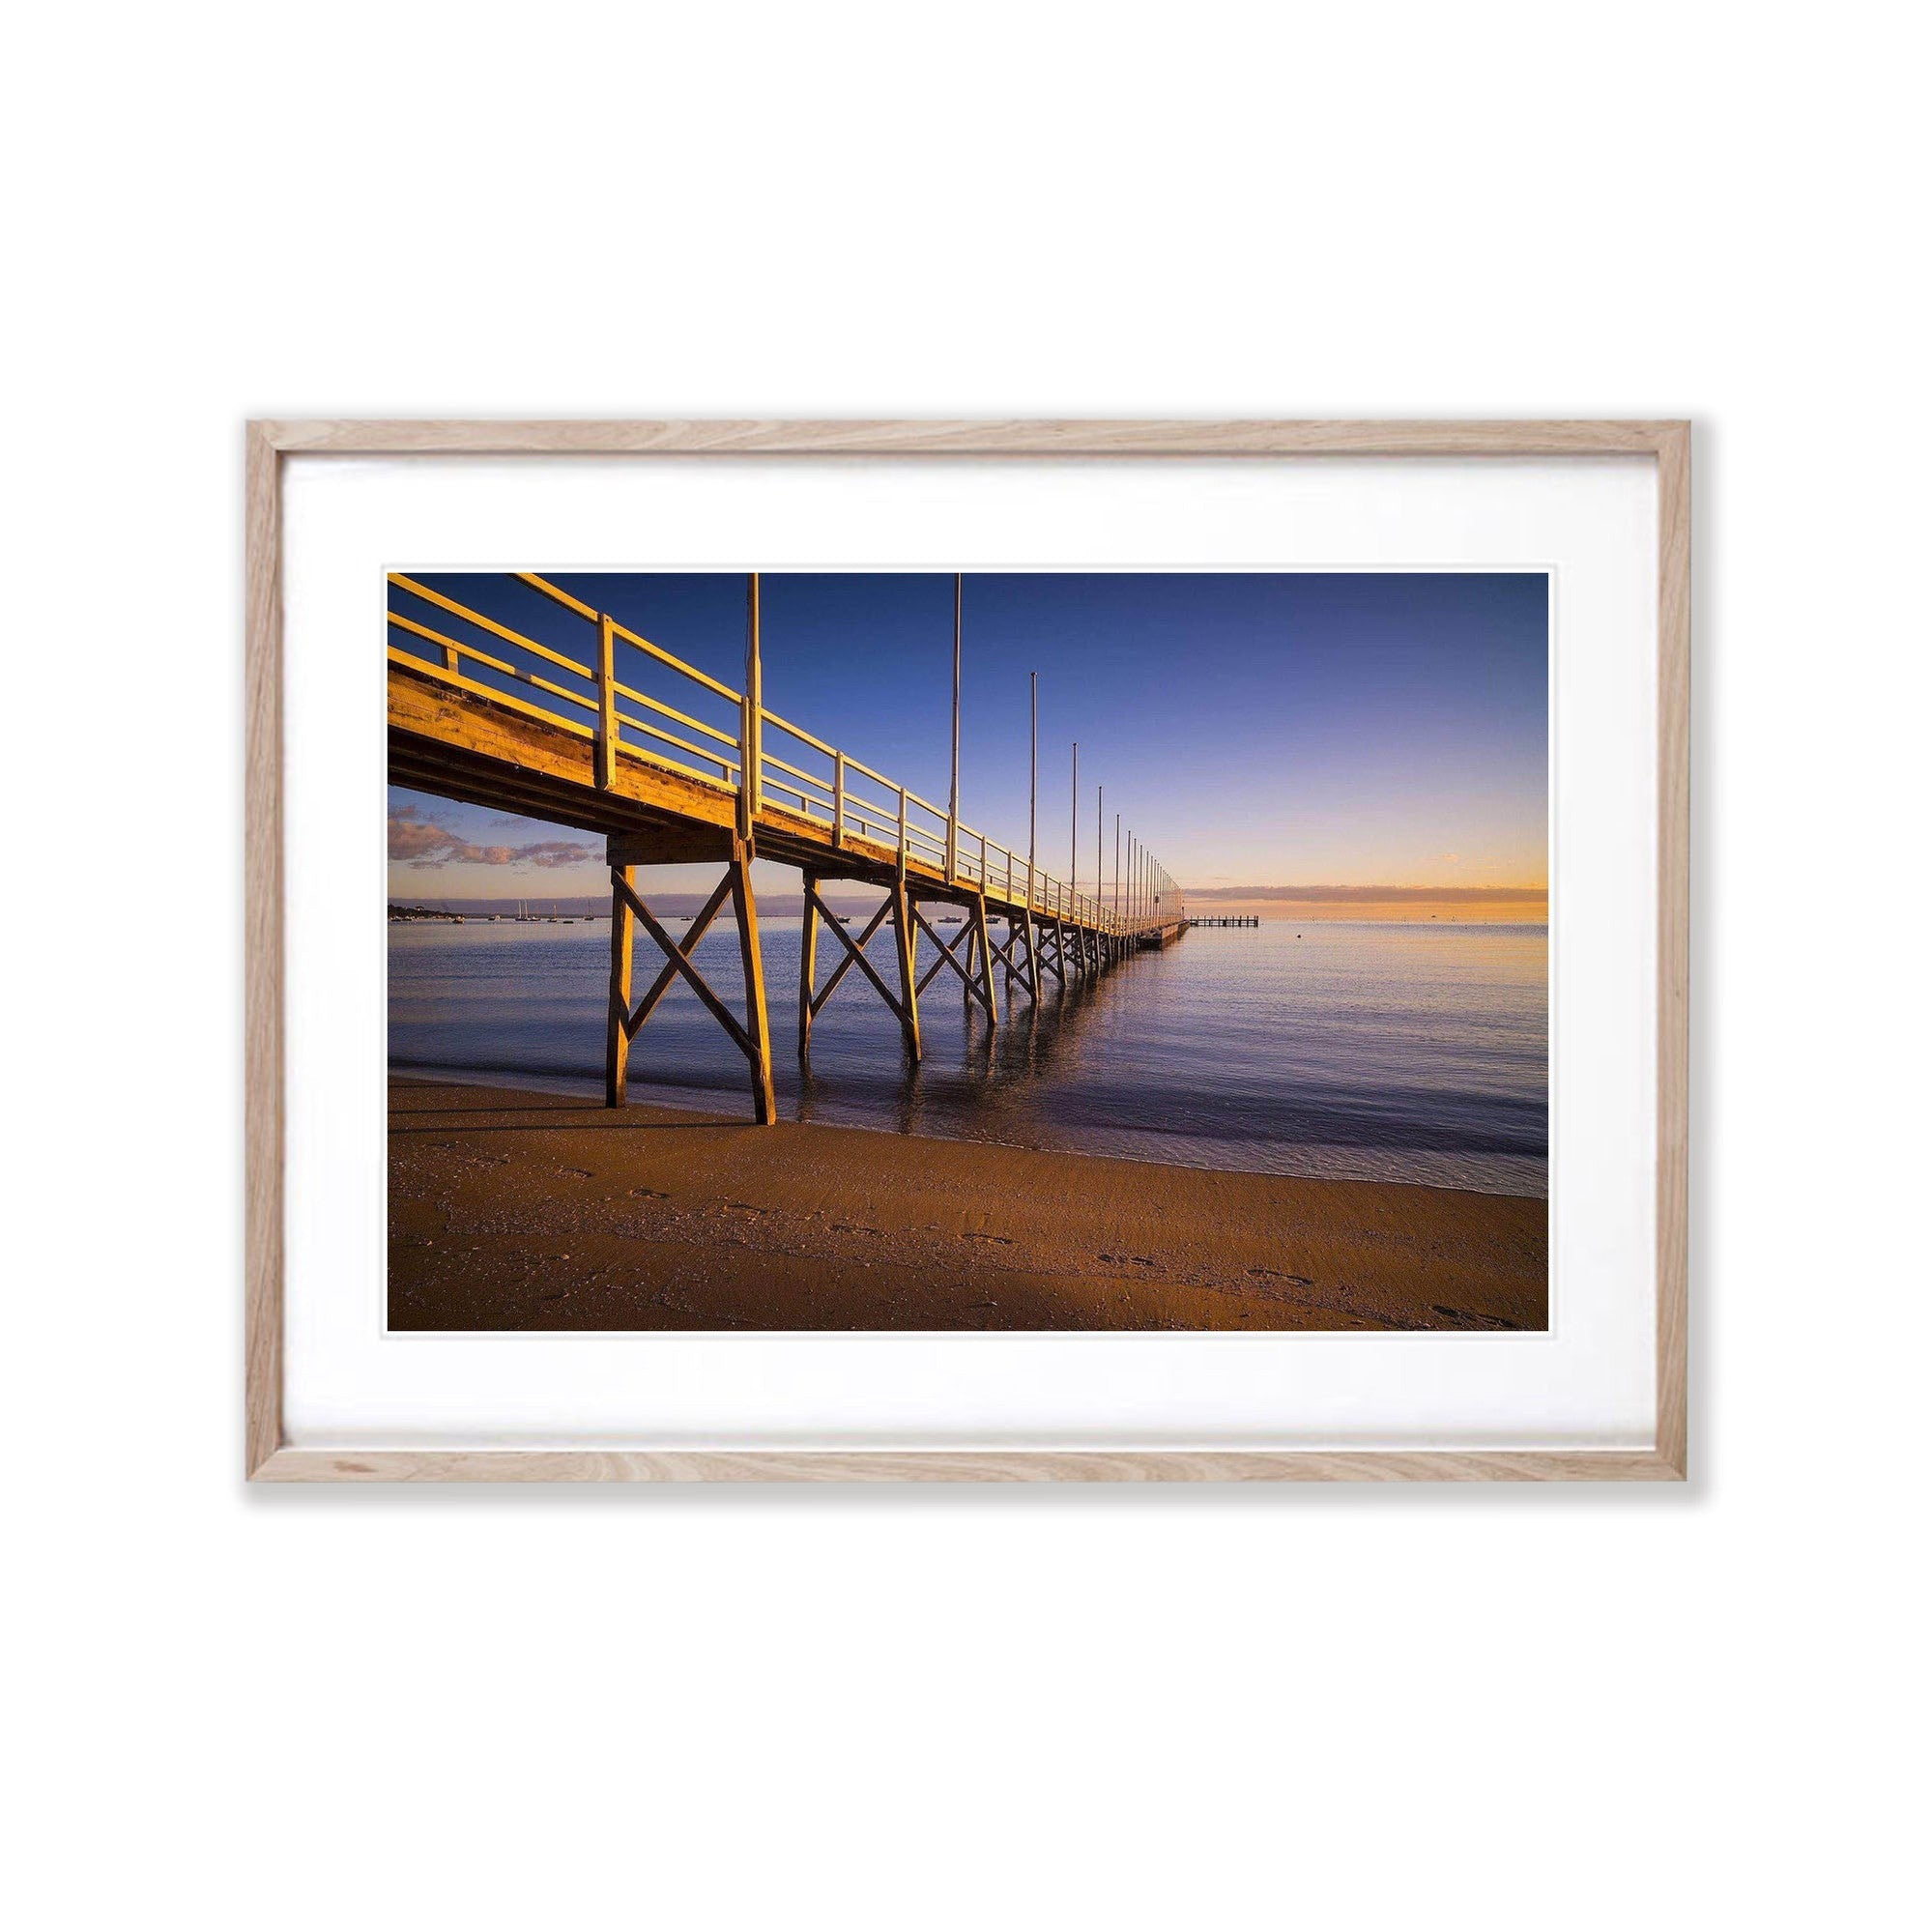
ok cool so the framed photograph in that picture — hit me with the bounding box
[246,418,1687,1482]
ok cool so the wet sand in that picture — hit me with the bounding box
[389,1077,1547,1332]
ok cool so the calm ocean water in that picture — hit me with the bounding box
[389,915,1547,1197]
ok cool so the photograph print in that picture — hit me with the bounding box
[388,568,1548,1332]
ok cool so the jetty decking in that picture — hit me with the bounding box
[388,572,1187,1121]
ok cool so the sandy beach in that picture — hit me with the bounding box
[389,1077,1546,1331]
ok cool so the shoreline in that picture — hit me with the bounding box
[389,1060,1546,1199]
[389,1076,1548,1333]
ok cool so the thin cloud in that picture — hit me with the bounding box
[1184,884,1545,905]
[389,812,597,870]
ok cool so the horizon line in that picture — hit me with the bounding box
[1181,883,1545,904]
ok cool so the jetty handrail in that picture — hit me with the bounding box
[387,571,1181,936]
[515,572,743,705]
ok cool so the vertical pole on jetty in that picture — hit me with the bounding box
[946,572,962,884]
[1113,812,1121,933]
[1070,742,1079,906]
[1027,670,1038,920]
[1095,784,1103,957]
[605,856,635,1107]
[738,574,763,845]
[595,611,618,792]
[897,778,912,978]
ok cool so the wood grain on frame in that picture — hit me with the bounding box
[254,1449,1684,1483]
[245,422,283,1478]
[245,419,1690,1484]
[1655,424,1691,1477]
[258,418,1684,458]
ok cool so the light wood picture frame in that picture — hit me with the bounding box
[245,418,1689,1483]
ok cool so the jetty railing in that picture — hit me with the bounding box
[388,571,1148,935]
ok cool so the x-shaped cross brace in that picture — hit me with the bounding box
[809,893,908,1026]
[612,872,753,1060]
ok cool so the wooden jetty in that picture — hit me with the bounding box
[1191,915,1259,927]
[388,572,1187,1120]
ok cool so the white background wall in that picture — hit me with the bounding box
[7,5,1924,1928]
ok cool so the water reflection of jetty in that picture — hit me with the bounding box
[793,927,1145,1138]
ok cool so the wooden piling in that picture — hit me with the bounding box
[797,871,821,1053]
[605,856,635,1107]
[729,838,776,1124]
[971,892,998,1024]
[890,879,922,1059]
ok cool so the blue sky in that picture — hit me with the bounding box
[389,570,1547,910]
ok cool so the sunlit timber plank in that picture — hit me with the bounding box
[389,662,739,835]
[389,659,1104,930]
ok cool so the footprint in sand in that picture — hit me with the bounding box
[559,1167,594,1179]
[1251,1266,1314,1287]
[631,1186,671,1199]
[1430,1303,1514,1330]
[964,1231,1014,1245]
